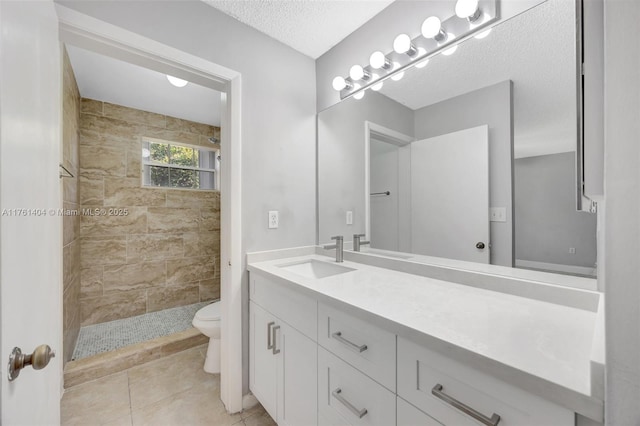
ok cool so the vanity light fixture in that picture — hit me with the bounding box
[332,76,352,91]
[166,75,188,87]
[455,0,482,22]
[349,64,370,81]
[422,17,447,42]
[393,34,418,56]
[332,0,498,100]
[370,51,391,69]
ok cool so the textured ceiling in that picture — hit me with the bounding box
[66,45,222,127]
[202,0,396,58]
[378,0,575,158]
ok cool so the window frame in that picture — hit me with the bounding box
[140,136,219,191]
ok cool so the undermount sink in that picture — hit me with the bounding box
[277,259,355,279]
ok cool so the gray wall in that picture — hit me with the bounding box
[414,81,514,267]
[318,91,414,244]
[603,0,640,423]
[515,152,597,267]
[58,0,317,396]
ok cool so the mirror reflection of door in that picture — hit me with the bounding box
[370,138,400,251]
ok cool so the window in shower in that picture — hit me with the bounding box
[141,137,219,190]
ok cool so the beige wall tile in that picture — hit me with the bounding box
[126,145,142,178]
[63,239,81,291]
[79,128,133,150]
[80,236,127,267]
[63,202,80,246]
[63,273,80,362]
[200,208,220,232]
[127,234,183,263]
[166,256,214,285]
[104,177,166,207]
[147,207,199,233]
[103,261,166,293]
[141,127,200,146]
[80,98,103,115]
[199,278,220,302]
[146,284,199,313]
[81,290,147,325]
[80,266,103,300]
[80,113,144,140]
[183,231,220,258]
[62,175,78,204]
[79,174,104,206]
[165,116,213,136]
[80,207,147,236]
[80,145,126,177]
[166,190,219,209]
[103,102,166,128]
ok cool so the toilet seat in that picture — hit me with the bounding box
[195,302,220,321]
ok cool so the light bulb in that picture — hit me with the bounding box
[414,47,428,68]
[370,51,389,69]
[455,0,481,21]
[371,80,384,91]
[391,62,404,81]
[332,76,348,91]
[475,28,492,39]
[167,75,188,87]
[349,65,368,81]
[416,58,429,69]
[354,91,365,100]
[421,16,443,39]
[442,43,458,56]
[393,34,415,55]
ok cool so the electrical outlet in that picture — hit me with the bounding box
[268,211,278,229]
[569,247,576,254]
[346,211,353,225]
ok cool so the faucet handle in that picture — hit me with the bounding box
[353,233,365,239]
[331,235,343,241]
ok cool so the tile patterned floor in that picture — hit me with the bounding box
[61,345,275,426]
[73,302,210,360]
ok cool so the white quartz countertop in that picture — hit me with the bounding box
[247,252,604,421]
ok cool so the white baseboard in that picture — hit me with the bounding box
[516,259,597,277]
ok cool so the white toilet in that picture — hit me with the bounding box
[192,301,221,373]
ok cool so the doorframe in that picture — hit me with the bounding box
[363,121,413,245]
[55,5,244,412]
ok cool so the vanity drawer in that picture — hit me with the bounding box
[318,347,395,426]
[397,396,442,426]
[250,271,317,341]
[397,337,574,426]
[318,303,396,391]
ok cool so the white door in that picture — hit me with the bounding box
[249,302,278,420]
[411,125,490,263]
[370,139,400,251]
[0,1,62,424]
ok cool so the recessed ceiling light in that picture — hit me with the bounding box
[167,75,188,87]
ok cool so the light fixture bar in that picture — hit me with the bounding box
[339,0,499,101]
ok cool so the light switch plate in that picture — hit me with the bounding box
[346,211,353,225]
[268,211,278,229]
[490,207,507,222]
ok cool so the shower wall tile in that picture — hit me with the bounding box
[102,261,166,293]
[104,177,166,207]
[80,236,127,267]
[78,99,221,326]
[81,290,147,326]
[147,207,200,233]
[147,284,200,313]
[166,257,215,285]
[62,48,81,365]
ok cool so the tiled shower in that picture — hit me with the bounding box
[61,47,221,366]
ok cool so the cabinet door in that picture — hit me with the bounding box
[277,321,318,426]
[249,301,278,420]
[397,397,442,426]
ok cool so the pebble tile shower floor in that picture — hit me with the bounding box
[72,302,210,360]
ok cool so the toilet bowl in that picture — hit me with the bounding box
[192,301,221,373]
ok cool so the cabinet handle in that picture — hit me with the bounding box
[272,325,281,355]
[332,388,368,419]
[332,331,368,353]
[431,384,501,426]
[267,322,275,350]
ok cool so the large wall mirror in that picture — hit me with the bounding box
[317,0,597,278]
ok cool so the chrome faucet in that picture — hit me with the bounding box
[353,234,370,252]
[323,235,344,263]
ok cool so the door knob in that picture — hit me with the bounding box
[7,344,55,382]
[476,242,485,249]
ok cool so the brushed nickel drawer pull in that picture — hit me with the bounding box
[332,331,368,353]
[332,388,368,419]
[272,325,281,355]
[267,322,275,350]
[432,384,500,426]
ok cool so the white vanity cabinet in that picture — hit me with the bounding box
[249,275,318,426]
